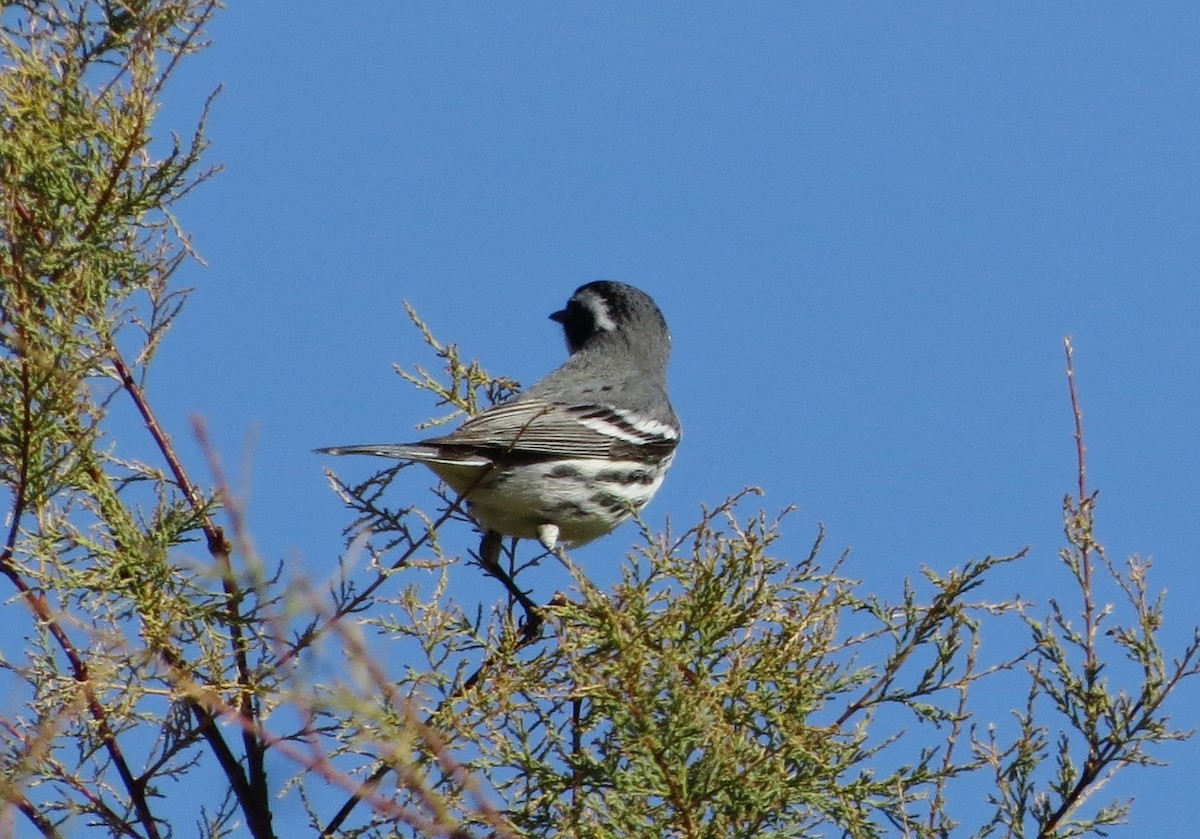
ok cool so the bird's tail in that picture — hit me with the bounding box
[315,443,433,459]
[315,443,491,468]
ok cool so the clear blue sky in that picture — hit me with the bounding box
[149,4,1198,834]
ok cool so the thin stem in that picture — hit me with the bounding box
[0,563,162,839]
[109,352,275,839]
[1,305,161,839]
[1064,338,1097,676]
[320,534,548,837]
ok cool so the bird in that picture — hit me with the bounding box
[317,281,680,606]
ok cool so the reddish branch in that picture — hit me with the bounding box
[107,351,275,839]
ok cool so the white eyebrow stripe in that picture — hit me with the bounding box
[581,291,616,331]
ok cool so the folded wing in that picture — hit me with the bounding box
[428,398,679,462]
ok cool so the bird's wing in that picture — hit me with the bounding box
[429,398,679,460]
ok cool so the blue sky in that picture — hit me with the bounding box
[148,4,1199,834]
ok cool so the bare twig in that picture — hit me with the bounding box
[1064,338,1098,677]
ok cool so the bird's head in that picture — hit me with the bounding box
[550,281,671,362]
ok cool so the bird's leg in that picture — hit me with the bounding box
[477,529,542,634]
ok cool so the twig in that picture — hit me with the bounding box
[109,351,274,839]
[1064,337,1097,676]
[320,554,548,837]
[1,316,162,839]
[1064,337,1087,502]
[277,478,480,669]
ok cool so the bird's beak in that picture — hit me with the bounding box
[549,309,567,323]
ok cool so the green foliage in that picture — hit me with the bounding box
[2,4,1198,839]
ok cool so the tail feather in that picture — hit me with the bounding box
[316,443,430,459]
[315,443,490,467]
